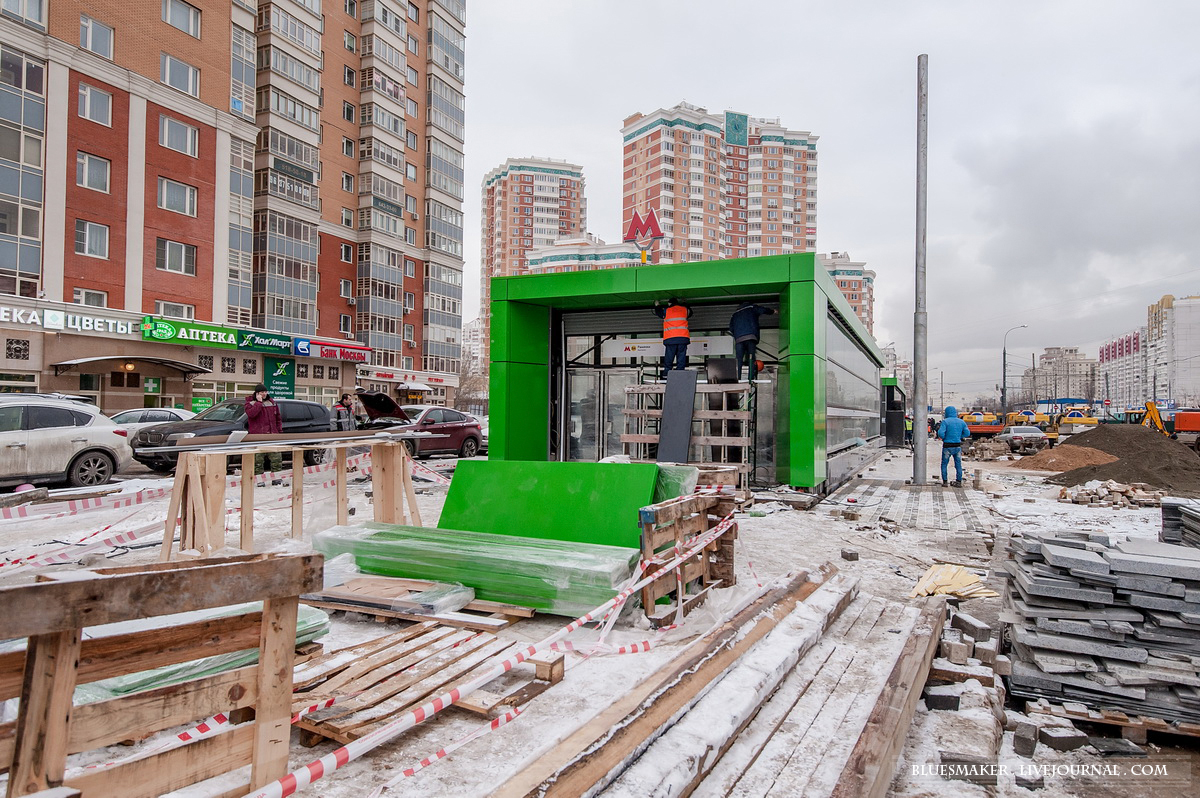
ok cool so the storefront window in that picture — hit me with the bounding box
[0,371,36,392]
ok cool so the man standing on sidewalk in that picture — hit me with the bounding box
[936,405,971,487]
[246,384,284,483]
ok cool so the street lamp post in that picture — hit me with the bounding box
[1002,324,1028,421]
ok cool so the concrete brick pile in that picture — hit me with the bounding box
[1162,497,1200,549]
[968,440,1014,461]
[1000,530,1200,725]
[1057,479,1166,509]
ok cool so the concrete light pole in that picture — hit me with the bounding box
[912,54,929,485]
[1001,324,1027,421]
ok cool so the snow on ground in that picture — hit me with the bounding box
[0,447,1191,797]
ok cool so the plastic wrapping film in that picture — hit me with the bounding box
[393,583,475,615]
[313,524,639,616]
[67,603,330,704]
[654,464,700,503]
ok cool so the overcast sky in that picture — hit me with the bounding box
[459,1,1200,396]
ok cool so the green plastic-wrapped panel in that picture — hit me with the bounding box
[313,524,639,616]
[437,460,658,549]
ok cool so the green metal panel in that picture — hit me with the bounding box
[778,354,827,487]
[438,461,659,548]
[780,280,826,360]
[490,300,550,365]
[502,268,640,304]
[634,257,791,297]
[488,360,550,461]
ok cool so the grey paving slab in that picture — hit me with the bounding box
[1104,550,1200,581]
[1015,569,1114,604]
[1012,624,1148,662]
[1115,574,1186,597]
[1116,538,1200,562]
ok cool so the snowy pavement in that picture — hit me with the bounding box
[0,444,1194,797]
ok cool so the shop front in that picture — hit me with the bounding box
[356,367,459,407]
[0,296,372,415]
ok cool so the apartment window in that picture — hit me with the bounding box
[340,278,353,296]
[74,220,108,258]
[155,300,194,320]
[344,0,357,16]
[341,208,353,227]
[405,163,417,181]
[80,16,114,58]
[77,84,111,125]
[343,65,356,87]
[402,323,414,343]
[339,245,353,264]
[341,137,354,157]
[342,101,355,122]
[156,238,197,275]
[341,172,354,192]
[159,115,199,157]
[73,288,106,307]
[406,130,417,150]
[220,356,236,374]
[407,34,418,54]
[406,66,418,86]
[405,97,418,117]
[344,31,356,51]
[403,291,415,311]
[402,356,413,370]
[158,177,197,216]
[162,0,200,38]
[160,53,199,96]
[404,259,415,278]
[75,152,110,192]
[407,2,418,21]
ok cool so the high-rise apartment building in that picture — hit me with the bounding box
[1098,294,1200,407]
[524,234,641,275]
[621,101,818,265]
[1020,347,1097,403]
[818,251,875,334]
[478,156,585,364]
[0,0,466,409]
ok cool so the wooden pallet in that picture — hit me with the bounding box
[638,493,737,627]
[292,623,557,746]
[1025,697,1200,742]
[301,576,534,632]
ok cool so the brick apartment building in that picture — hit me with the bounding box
[0,0,465,411]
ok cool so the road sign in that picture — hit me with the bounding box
[1103,399,1111,406]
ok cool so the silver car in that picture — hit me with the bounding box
[0,396,133,488]
[996,425,1048,453]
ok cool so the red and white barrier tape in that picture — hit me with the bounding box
[367,707,522,797]
[409,460,452,485]
[239,513,737,798]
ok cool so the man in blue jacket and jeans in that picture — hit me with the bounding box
[937,406,971,487]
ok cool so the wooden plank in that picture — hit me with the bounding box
[0,611,262,702]
[330,577,536,618]
[830,600,945,798]
[299,598,514,631]
[158,465,187,562]
[335,638,511,737]
[251,597,298,787]
[322,635,501,734]
[241,453,255,552]
[314,625,454,696]
[528,652,565,685]
[292,630,426,691]
[335,447,349,526]
[6,630,81,797]
[488,567,833,798]
[290,449,304,540]
[64,724,254,798]
[639,494,718,524]
[203,454,226,554]
[67,665,260,754]
[0,555,323,640]
[373,444,399,524]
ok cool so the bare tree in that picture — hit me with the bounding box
[455,359,489,415]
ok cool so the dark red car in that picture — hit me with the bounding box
[355,392,483,459]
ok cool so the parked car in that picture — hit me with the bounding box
[995,425,1048,453]
[355,392,483,458]
[131,398,333,472]
[110,407,196,436]
[0,395,133,488]
[471,414,489,453]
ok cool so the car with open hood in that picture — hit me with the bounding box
[355,391,483,459]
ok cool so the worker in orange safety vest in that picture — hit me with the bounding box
[654,297,693,378]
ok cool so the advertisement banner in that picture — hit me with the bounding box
[141,317,237,349]
[237,329,293,354]
[599,335,734,359]
[263,357,296,398]
[191,396,214,413]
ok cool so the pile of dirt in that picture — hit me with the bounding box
[1046,425,1200,495]
[1017,445,1117,472]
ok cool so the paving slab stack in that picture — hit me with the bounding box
[1161,497,1200,549]
[1001,530,1200,724]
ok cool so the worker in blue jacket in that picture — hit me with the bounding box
[728,301,775,380]
[937,406,971,487]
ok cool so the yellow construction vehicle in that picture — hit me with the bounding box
[1141,401,1169,436]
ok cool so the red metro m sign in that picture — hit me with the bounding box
[624,207,665,264]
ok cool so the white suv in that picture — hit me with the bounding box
[0,396,133,488]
